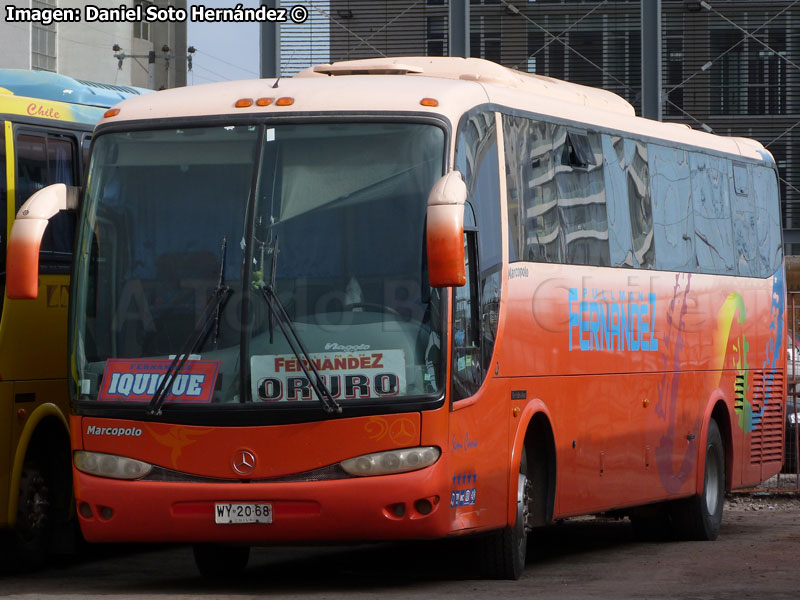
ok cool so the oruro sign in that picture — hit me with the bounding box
[251,350,406,402]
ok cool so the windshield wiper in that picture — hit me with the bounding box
[257,238,340,414]
[146,284,232,416]
[259,284,342,415]
[147,237,232,416]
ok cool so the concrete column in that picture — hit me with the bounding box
[260,0,281,78]
[449,0,470,58]
[641,0,662,120]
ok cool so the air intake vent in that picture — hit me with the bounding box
[750,370,784,465]
[734,373,746,414]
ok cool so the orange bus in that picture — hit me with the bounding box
[7,57,786,580]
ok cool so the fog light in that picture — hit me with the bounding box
[392,503,406,517]
[79,502,93,519]
[415,499,433,515]
[100,506,114,520]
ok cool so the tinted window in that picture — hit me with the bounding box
[16,132,78,261]
[690,152,735,275]
[649,144,694,272]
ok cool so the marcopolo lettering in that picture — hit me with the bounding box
[568,287,659,352]
[86,425,143,437]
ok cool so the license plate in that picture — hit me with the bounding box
[214,503,272,524]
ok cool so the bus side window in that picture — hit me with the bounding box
[690,152,735,275]
[452,229,481,401]
[648,144,695,272]
[752,165,783,275]
[730,162,758,277]
[454,111,503,399]
[553,126,609,267]
[15,132,78,269]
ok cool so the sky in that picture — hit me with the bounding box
[186,1,261,85]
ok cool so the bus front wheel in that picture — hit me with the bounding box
[480,448,529,580]
[671,419,725,541]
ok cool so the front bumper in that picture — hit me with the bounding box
[75,460,452,543]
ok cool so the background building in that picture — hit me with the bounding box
[0,0,188,89]
[280,0,800,256]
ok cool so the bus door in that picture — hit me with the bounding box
[448,111,506,531]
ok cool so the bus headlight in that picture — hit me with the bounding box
[74,451,152,480]
[340,446,440,477]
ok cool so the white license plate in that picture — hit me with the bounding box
[214,503,273,524]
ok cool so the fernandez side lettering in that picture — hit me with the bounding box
[568,287,658,352]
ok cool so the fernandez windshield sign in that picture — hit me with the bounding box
[251,350,406,402]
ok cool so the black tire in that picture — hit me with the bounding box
[671,419,725,541]
[11,458,56,569]
[193,543,250,580]
[480,448,529,580]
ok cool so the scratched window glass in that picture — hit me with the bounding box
[648,144,695,272]
[752,166,783,276]
[689,152,735,275]
[553,126,609,266]
[729,162,758,277]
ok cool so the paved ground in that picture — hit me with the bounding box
[1,494,798,599]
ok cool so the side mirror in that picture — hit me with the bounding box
[7,183,79,299]
[426,171,467,288]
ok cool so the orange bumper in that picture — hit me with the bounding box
[75,461,452,544]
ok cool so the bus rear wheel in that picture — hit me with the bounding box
[480,448,529,580]
[671,419,725,541]
[193,543,250,579]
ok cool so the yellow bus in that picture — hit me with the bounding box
[0,69,147,567]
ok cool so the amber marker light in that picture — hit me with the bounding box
[420,98,439,107]
[256,98,273,106]
[276,97,294,106]
[235,98,254,108]
[104,108,120,118]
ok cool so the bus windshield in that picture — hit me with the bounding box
[72,122,446,411]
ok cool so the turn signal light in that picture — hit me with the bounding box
[235,98,254,108]
[276,97,294,106]
[103,108,120,118]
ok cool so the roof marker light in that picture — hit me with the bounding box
[420,98,439,107]
[235,98,254,108]
[276,97,294,106]
[104,108,120,118]
[256,97,273,106]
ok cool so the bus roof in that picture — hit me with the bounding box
[98,57,771,163]
[0,69,150,108]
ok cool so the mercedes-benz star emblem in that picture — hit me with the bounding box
[232,450,256,475]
